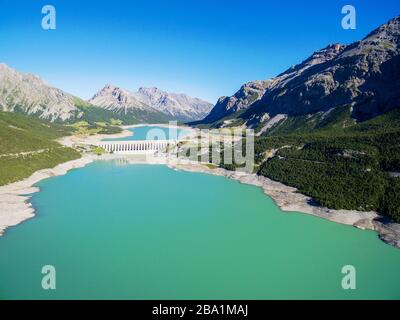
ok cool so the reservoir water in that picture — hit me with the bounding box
[0,126,399,299]
[102,125,190,141]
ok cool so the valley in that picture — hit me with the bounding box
[0,14,399,251]
[2,0,400,301]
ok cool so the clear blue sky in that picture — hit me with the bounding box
[0,0,399,103]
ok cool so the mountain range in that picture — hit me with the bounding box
[193,16,400,135]
[0,15,399,227]
[89,85,212,122]
[1,16,399,130]
[0,64,212,124]
[0,63,84,122]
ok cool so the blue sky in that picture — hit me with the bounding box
[0,0,399,103]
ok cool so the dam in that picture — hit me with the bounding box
[96,140,176,154]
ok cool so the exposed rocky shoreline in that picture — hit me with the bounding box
[0,129,133,236]
[0,155,95,236]
[168,162,400,248]
[1,127,400,249]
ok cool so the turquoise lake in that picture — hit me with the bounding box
[0,126,399,299]
[0,162,400,299]
[102,125,190,141]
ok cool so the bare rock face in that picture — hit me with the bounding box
[257,16,400,120]
[0,63,81,122]
[200,80,272,123]
[89,84,152,112]
[198,16,400,129]
[0,64,212,124]
[88,84,170,123]
[135,87,213,122]
[89,86,213,122]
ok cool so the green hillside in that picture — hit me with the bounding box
[254,109,400,222]
[74,98,169,125]
[213,109,400,223]
[0,111,81,186]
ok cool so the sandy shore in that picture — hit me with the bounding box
[167,162,400,248]
[90,154,400,248]
[1,128,400,248]
[58,128,133,147]
[0,129,132,236]
[0,155,96,236]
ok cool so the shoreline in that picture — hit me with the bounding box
[0,155,96,236]
[1,129,399,248]
[121,123,193,130]
[0,129,131,236]
[167,162,400,248]
[120,123,198,140]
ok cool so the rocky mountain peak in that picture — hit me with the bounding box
[90,85,212,122]
[95,84,123,94]
[197,15,400,128]
[198,80,271,124]
[89,84,150,112]
[137,87,167,102]
[138,86,162,94]
[0,63,80,122]
[364,16,400,40]
[134,86,212,121]
[280,43,346,77]
[0,63,11,71]
[311,43,346,61]
[94,84,129,100]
